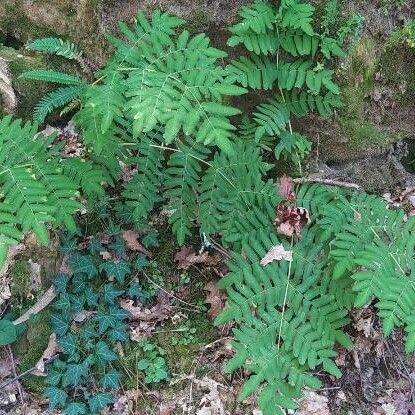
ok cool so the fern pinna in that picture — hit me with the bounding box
[0,115,103,266]
[227,0,361,165]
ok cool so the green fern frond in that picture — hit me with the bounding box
[75,70,126,155]
[122,131,165,222]
[20,70,84,86]
[278,1,316,36]
[33,86,85,123]
[215,229,351,414]
[164,138,211,244]
[26,37,82,60]
[199,142,276,242]
[0,115,102,265]
[107,12,247,153]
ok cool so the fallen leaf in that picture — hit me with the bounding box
[274,203,310,237]
[159,404,175,415]
[174,246,209,270]
[278,174,295,201]
[204,281,226,320]
[297,390,331,415]
[260,244,293,266]
[195,376,226,415]
[73,310,96,323]
[122,230,152,257]
[120,292,173,341]
[32,333,61,376]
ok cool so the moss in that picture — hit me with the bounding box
[381,38,415,105]
[340,36,378,119]
[13,310,52,393]
[9,259,31,300]
[339,118,400,150]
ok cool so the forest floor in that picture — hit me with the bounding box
[0,204,415,415]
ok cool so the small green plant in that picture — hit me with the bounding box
[21,38,90,123]
[171,323,198,346]
[225,0,362,169]
[136,340,169,384]
[44,229,148,414]
[0,115,103,267]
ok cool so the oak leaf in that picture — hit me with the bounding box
[122,230,152,257]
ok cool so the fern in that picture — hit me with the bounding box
[164,138,211,244]
[215,228,353,415]
[26,37,82,61]
[20,70,84,86]
[0,115,102,265]
[122,131,165,222]
[227,0,351,166]
[33,86,85,123]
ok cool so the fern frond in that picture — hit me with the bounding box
[33,86,85,123]
[278,1,316,36]
[199,142,275,241]
[122,131,165,222]
[216,229,351,414]
[20,70,84,86]
[75,70,126,155]
[0,115,102,265]
[26,37,82,60]
[164,138,211,244]
[107,12,247,153]
[230,0,275,35]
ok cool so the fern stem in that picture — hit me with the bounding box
[277,235,294,351]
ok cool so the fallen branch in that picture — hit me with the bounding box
[0,355,58,391]
[293,177,361,190]
[13,286,56,326]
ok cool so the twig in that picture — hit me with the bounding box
[0,355,58,391]
[293,177,361,189]
[6,345,24,404]
[13,286,56,326]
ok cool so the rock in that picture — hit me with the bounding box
[0,45,52,119]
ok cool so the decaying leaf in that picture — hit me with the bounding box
[260,244,293,266]
[0,244,25,307]
[122,230,152,256]
[174,246,209,270]
[274,203,310,237]
[278,174,295,202]
[204,281,226,320]
[195,377,225,415]
[32,333,61,376]
[120,292,173,341]
[297,390,331,415]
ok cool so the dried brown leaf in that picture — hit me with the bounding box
[260,244,293,266]
[174,246,209,270]
[32,333,61,376]
[122,230,152,256]
[278,174,295,201]
[274,203,310,237]
[120,292,173,342]
[204,281,226,320]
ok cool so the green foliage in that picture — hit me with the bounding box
[216,183,415,414]
[44,230,148,414]
[0,318,17,345]
[0,115,102,267]
[227,0,360,165]
[21,39,88,123]
[136,340,169,383]
[26,37,82,61]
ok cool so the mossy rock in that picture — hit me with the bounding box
[0,45,54,119]
[13,310,52,393]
